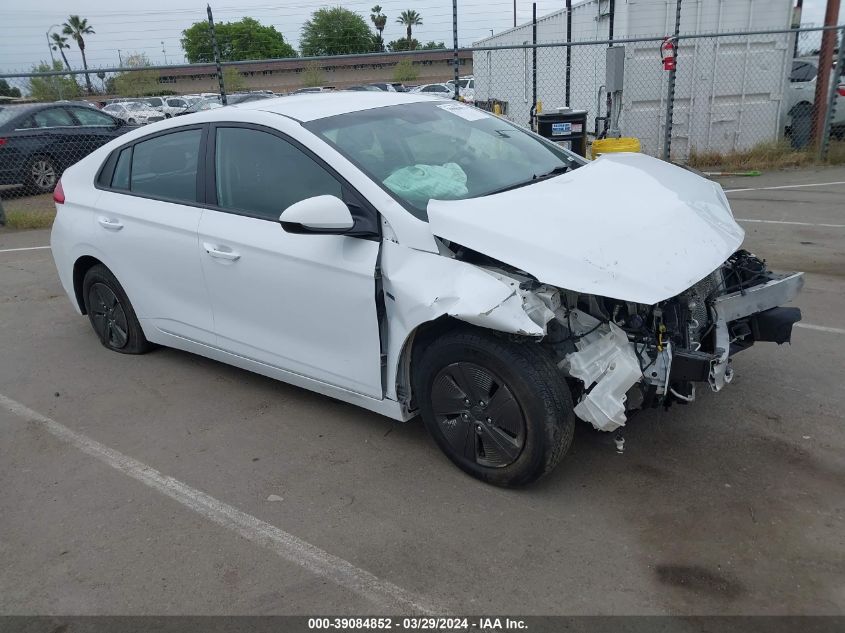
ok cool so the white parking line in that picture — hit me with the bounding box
[725,180,845,193]
[0,393,439,615]
[735,218,845,228]
[0,245,51,253]
[795,322,845,335]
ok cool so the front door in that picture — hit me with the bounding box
[197,124,383,398]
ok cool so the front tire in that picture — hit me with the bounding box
[414,328,575,486]
[82,265,151,354]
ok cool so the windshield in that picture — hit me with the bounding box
[305,101,581,219]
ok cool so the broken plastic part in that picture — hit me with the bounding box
[561,323,642,432]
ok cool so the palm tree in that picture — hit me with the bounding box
[396,10,422,48]
[50,33,72,71]
[62,15,95,93]
[370,6,387,51]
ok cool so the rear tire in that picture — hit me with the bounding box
[414,328,575,486]
[25,154,58,194]
[82,264,151,354]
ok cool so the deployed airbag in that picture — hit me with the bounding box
[383,163,468,206]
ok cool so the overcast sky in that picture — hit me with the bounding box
[0,0,836,73]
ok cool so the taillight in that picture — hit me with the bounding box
[838,84,845,98]
[0,138,7,147]
[53,180,65,204]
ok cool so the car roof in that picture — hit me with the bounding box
[235,91,437,122]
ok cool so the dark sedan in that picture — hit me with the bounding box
[0,103,133,194]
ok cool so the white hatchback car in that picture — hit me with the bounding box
[51,93,803,486]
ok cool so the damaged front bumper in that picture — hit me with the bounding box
[549,264,804,432]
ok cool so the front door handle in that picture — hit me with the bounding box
[203,242,241,261]
[98,217,124,231]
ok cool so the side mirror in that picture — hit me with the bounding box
[279,195,354,234]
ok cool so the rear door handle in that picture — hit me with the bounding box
[203,242,241,261]
[98,217,124,231]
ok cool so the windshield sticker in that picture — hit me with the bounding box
[436,102,490,121]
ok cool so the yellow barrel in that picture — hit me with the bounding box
[591,137,641,159]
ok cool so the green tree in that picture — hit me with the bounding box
[113,52,159,97]
[302,62,325,87]
[422,41,445,49]
[222,67,246,92]
[370,6,387,51]
[27,61,80,101]
[50,33,73,71]
[0,79,22,98]
[181,17,296,63]
[396,10,422,46]
[62,15,95,93]
[392,58,418,82]
[301,8,377,57]
[386,38,419,52]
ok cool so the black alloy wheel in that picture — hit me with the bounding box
[430,362,525,468]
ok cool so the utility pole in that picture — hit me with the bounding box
[118,49,123,66]
[810,0,841,147]
[452,0,460,99]
[208,4,227,105]
[161,41,168,65]
[513,0,516,27]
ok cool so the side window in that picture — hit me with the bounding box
[112,147,132,190]
[70,107,116,126]
[214,127,343,220]
[130,129,202,202]
[32,108,74,128]
[167,98,185,107]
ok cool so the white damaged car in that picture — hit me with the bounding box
[50,93,803,486]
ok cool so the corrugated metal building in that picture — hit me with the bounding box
[472,0,794,158]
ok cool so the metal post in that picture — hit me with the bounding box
[565,0,572,107]
[207,4,227,105]
[604,0,615,136]
[820,26,845,160]
[46,32,56,66]
[513,0,517,27]
[532,3,537,129]
[452,0,460,99]
[810,0,841,147]
[662,0,682,161]
[792,0,804,59]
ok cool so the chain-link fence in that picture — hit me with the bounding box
[0,21,842,200]
[472,25,844,162]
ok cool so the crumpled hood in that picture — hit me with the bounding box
[427,152,744,305]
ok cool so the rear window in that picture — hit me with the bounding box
[130,129,202,202]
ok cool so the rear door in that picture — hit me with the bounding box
[197,123,384,397]
[67,106,127,158]
[94,125,215,344]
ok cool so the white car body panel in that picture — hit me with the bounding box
[428,152,745,305]
[50,93,801,432]
[197,209,384,398]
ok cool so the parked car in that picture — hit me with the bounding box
[143,96,191,118]
[50,92,803,486]
[411,83,454,97]
[391,83,408,92]
[0,102,131,194]
[785,57,845,137]
[103,102,165,126]
[447,76,475,103]
[345,85,383,92]
[368,82,397,92]
[293,87,337,94]
[175,93,275,116]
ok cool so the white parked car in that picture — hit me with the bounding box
[50,93,803,486]
[102,101,165,125]
[785,57,845,137]
[143,96,191,118]
[447,76,475,103]
[411,83,454,97]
